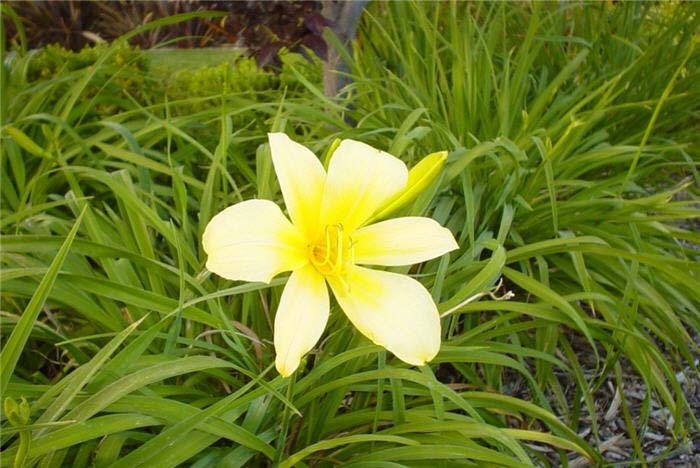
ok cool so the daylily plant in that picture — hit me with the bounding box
[203,133,458,376]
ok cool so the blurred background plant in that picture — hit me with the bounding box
[1,1,699,466]
[3,0,327,63]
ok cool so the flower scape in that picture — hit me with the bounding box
[203,133,458,376]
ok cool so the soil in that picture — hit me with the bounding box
[509,333,700,466]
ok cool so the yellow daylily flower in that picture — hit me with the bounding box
[203,133,458,376]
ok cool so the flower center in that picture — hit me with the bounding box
[309,224,354,282]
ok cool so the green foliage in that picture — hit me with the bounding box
[278,50,324,91]
[341,0,700,462]
[165,49,323,113]
[166,56,275,102]
[6,42,149,117]
[25,43,147,82]
[1,2,699,467]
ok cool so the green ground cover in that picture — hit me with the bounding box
[1,2,699,466]
[148,48,244,75]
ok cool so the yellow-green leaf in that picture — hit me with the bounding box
[2,126,51,158]
[322,137,342,170]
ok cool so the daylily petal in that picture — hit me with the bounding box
[203,199,307,283]
[353,217,458,266]
[329,266,441,366]
[274,265,329,376]
[268,133,326,240]
[320,139,408,234]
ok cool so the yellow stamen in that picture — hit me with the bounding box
[309,224,353,291]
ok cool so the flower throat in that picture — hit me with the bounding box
[309,224,354,283]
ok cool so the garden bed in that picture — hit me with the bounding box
[1,2,698,466]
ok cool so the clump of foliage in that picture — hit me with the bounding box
[25,42,147,82]
[338,0,700,462]
[168,56,274,97]
[161,49,322,142]
[1,3,698,467]
[6,38,322,128]
[165,50,322,107]
[5,42,148,118]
